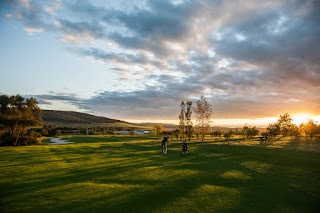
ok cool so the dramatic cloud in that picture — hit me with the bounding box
[1,0,320,124]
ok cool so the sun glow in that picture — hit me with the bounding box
[292,113,320,125]
[122,113,320,128]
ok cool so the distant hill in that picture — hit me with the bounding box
[41,110,265,131]
[42,110,126,124]
[41,110,139,128]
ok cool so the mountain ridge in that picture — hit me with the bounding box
[41,110,265,131]
[41,110,131,125]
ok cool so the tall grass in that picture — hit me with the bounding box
[1,135,319,212]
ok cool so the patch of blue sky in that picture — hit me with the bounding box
[0,20,118,98]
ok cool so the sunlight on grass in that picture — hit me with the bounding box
[155,184,241,212]
[220,170,252,180]
[2,182,146,212]
[1,136,320,212]
[240,161,272,173]
[114,167,201,182]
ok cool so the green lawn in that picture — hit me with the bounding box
[1,135,320,212]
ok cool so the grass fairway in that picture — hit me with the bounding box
[1,135,320,212]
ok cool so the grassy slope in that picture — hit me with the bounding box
[42,110,125,124]
[43,121,152,129]
[42,110,152,129]
[1,136,319,212]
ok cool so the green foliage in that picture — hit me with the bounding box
[300,119,320,141]
[289,124,301,138]
[152,124,163,138]
[241,125,259,140]
[277,113,293,137]
[0,95,43,146]
[20,135,40,145]
[266,123,281,138]
[262,113,298,144]
[41,128,49,136]
[55,130,62,136]
[0,136,319,212]
[223,130,233,142]
[212,130,222,138]
[173,129,181,140]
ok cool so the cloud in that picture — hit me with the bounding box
[212,1,320,86]
[2,0,320,123]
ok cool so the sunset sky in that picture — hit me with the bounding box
[1,0,319,127]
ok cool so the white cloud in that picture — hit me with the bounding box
[2,0,320,123]
[23,26,44,35]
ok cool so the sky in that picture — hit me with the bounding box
[0,0,320,127]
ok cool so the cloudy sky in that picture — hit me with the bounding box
[1,0,320,126]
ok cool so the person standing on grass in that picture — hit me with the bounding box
[161,136,168,154]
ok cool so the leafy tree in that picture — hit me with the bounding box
[260,132,271,145]
[262,122,280,144]
[300,119,320,141]
[178,101,186,140]
[0,95,43,146]
[41,128,49,136]
[241,126,249,139]
[266,122,281,137]
[194,95,213,142]
[212,130,222,138]
[55,130,61,136]
[249,127,259,139]
[223,130,233,144]
[173,129,181,140]
[233,128,241,136]
[277,113,293,137]
[242,125,259,140]
[152,124,163,138]
[288,124,300,138]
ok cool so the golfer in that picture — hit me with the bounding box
[161,136,168,154]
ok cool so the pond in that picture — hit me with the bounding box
[49,138,74,145]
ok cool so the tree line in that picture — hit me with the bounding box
[0,95,43,146]
[1,94,320,146]
[261,113,320,144]
[175,96,320,143]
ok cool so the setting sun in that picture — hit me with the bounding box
[292,113,320,125]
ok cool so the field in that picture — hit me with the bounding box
[1,135,320,212]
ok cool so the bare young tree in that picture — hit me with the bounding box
[179,101,186,140]
[194,95,213,142]
[185,101,193,141]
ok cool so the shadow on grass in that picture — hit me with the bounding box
[60,135,159,144]
[1,140,320,212]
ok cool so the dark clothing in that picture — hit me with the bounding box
[182,143,188,151]
[182,141,188,151]
[161,137,168,154]
[162,137,168,144]
[181,141,190,155]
